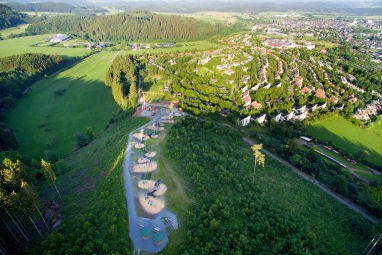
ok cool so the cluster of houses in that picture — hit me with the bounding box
[48,34,106,50]
[216,50,254,76]
[354,99,382,120]
[340,76,365,94]
[263,39,315,50]
[240,101,331,126]
[129,43,150,50]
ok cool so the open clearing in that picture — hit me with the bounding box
[0,34,90,58]
[6,51,119,158]
[307,115,382,167]
[0,24,29,38]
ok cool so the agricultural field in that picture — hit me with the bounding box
[0,24,29,38]
[307,115,382,167]
[0,34,90,58]
[6,51,119,159]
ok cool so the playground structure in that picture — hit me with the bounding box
[132,161,158,173]
[138,179,167,196]
[138,194,165,215]
[123,109,179,253]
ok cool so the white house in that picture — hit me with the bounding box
[273,113,284,123]
[50,34,69,43]
[257,114,267,124]
[241,116,251,126]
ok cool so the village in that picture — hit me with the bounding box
[139,30,380,127]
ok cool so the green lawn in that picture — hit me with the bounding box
[307,115,382,167]
[0,34,90,58]
[0,24,29,38]
[6,51,120,159]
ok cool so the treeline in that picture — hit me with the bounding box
[0,53,66,151]
[0,4,26,29]
[165,117,317,254]
[6,2,74,13]
[26,12,212,42]
[0,53,65,116]
[104,55,140,110]
[0,157,61,255]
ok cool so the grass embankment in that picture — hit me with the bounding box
[6,51,119,159]
[0,34,89,58]
[163,117,373,254]
[307,115,382,167]
[31,114,149,254]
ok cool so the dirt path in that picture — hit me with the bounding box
[243,137,380,224]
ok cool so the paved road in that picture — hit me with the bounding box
[243,137,380,224]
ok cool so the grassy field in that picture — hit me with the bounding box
[0,34,90,58]
[6,51,120,159]
[255,157,373,254]
[307,115,382,167]
[0,24,29,38]
[32,115,149,254]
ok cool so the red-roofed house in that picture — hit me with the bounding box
[315,88,326,99]
[251,101,262,110]
[300,86,312,95]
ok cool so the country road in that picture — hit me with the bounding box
[243,137,380,224]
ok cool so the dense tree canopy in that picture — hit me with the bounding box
[26,12,213,42]
[0,4,26,29]
[6,2,74,13]
[0,53,65,115]
[105,55,140,110]
[165,117,317,254]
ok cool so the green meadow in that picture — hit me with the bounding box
[307,115,382,167]
[6,51,119,159]
[0,34,89,58]
[0,24,29,38]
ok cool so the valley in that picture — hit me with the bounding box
[0,1,381,254]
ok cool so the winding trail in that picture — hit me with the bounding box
[243,137,380,224]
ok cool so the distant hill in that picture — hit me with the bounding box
[26,12,218,42]
[6,2,74,13]
[0,4,26,29]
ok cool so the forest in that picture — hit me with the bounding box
[0,53,67,151]
[6,2,74,13]
[26,12,216,42]
[165,117,317,254]
[0,4,26,30]
[104,55,140,110]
